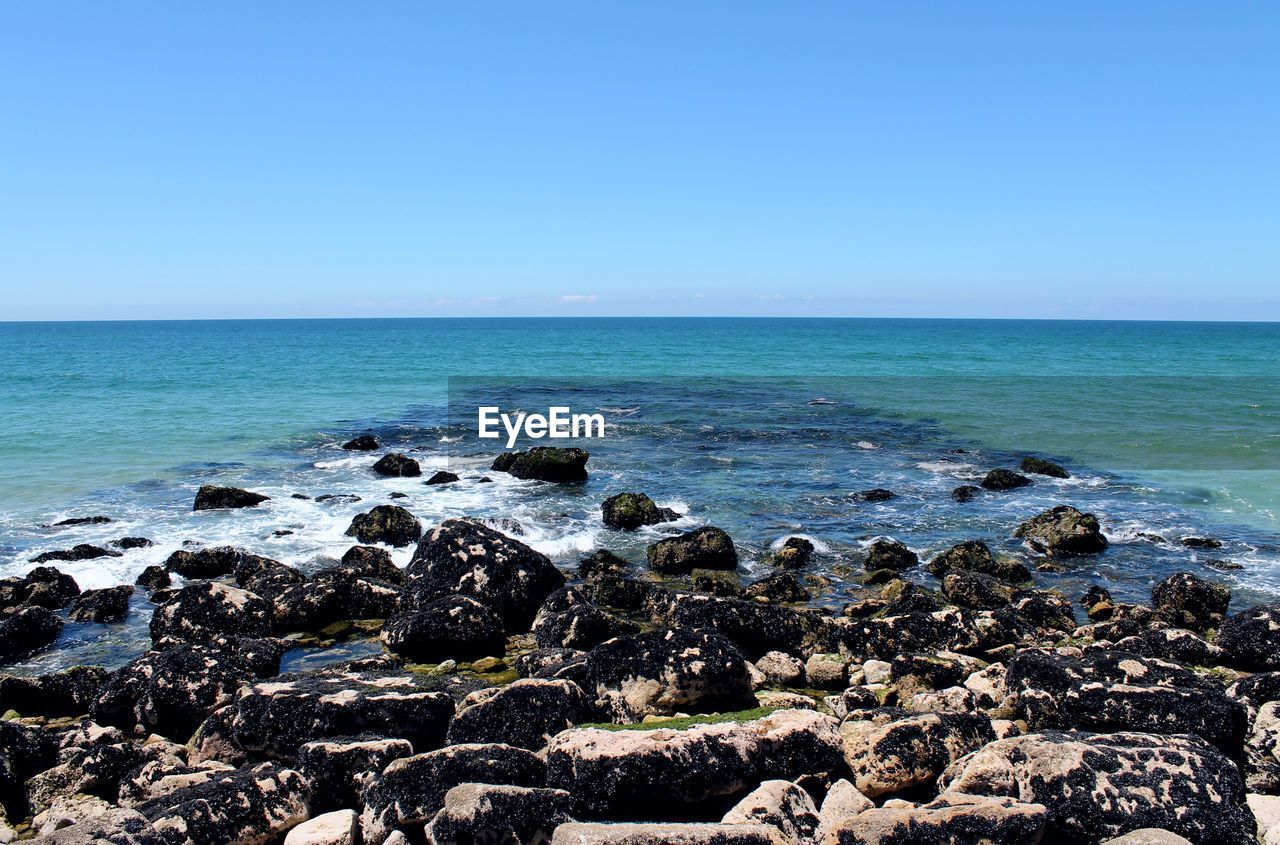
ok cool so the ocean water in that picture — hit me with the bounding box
[2,318,1278,674]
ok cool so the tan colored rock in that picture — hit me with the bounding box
[840,712,995,798]
[817,794,1046,845]
[284,810,359,845]
[721,780,818,842]
[552,823,784,844]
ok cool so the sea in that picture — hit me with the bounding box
[2,317,1278,674]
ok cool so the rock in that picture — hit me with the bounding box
[345,505,422,547]
[1006,649,1246,752]
[840,710,996,798]
[951,485,981,503]
[546,709,844,818]
[360,743,546,842]
[1101,831,1194,845]
[425,783,575,845]
[52,515,113,526]
[135,761,308,845]
[372,453,421,477]
[1180,536,1222,549]
[584,628,754,722]
[27,739,186,820]
[285,809,359,845]
[340,546,406,584]
[1249,794,1280,841]
[1218,603,1280,670]
[1119,628,1226,666]
[381,595,505,662]
[865,539,917,573]
[754,652,805,688]
[425,470,460,485]
[981,469,1031,491]
[1020,456,1069,478]
[939,730,1255,845]
[68,585,134,623]
[580,550,630,580]
[191,671,454,763]
[648,527,738,575]
[164,546,270,579]
[721,780,818,842]
[407,518,565,630]
[926,541,1029,583]
[766,537,812,571]
[296,736,413,813]
[815,779,874,839]
[93,639,282,740]
[1150,572,1231,632]
[447,678,593,751]
[1015,505,1108,556]
[805,654,848,691]
[0,566,80,612]
[853,488,895,502]
[0,605,62,660]
[343,435,379,451]
[193,484,270,511]
[492,447,590,483]
[551,823,782,844]
[602,493,679,531]
[136,565,171,592]
[114,536,155,550]
[819,793,1047,845]
[316,494,362,505]
[149,581,272,644]
[744,572,810,604]
[0,666,105,717]
[940,570,1016,609]
[534,602,640,651]
[29,543,121,564]
[1246,701,1280,792]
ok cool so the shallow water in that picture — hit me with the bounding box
[2,318,1278,674]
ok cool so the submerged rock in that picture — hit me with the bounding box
[372,453,421,478]
[113,536,154,550]
[601,492,679,531]
[0,606,62,660]
[425,470,460,485]
[345,504,422,547]
[150,581,273,645]
[585,628,754,722]
[1217,602,1280,670]
[853,488,895,502]
[951,484,981,502]
[29,543,121,564]
[342,434,379,451]
[68,584,134,623]
[407,518,565,630]
[1151,572,1231,633]
[939,730,1255,845]
[772,537,814,570]
[981,469,1031,491]
[193,484,270,510]
[546,708,843,818]
[492,446,590,482]
[1015,505,1108,556]
[381,595,505,662]
[1020,456,1070,478]
[648,527,738,575]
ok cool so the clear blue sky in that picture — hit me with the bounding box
[1,2,1276,320]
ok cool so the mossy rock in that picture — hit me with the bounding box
[577,706,779,732]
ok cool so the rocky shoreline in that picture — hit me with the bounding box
[2,446,1279,844]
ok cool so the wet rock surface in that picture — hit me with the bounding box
[493,447,590,483]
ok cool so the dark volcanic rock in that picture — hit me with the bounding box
[926,540,1030,583]
[191,671,455,763]
[93,640,283,741]
[1151,572,1231,633]
[0,719,56,818]
[0,665,106,717]
[492,446,590,482]
[135,565,171,593]
[647,527,738,575]
[601,492,679,531]
[1218,602,1280,670]
[382,595,506,662]
[134,761,309,845]
[648,591,823,659]
[1180,536,1222,549]
[407,518,565,630]
[546,709,843,819]
[534,598,640,651]
[1005,649,1246,751]
[426,783,576,845]
[113,536,154,550]
[745,571,810,604]
[0,565,80,611]
[579,549,630,580]
[941,570,1016,609]
[584,628,754,722]
[149,581,273,645]
[193,484,269,511]
[69,584,134,623]
[341,545,406,583]
[52,515,113,526]
[772,536,814,570]
[165,546,276,580]
[425,470,460,485]
[296,735,413,813]
[372,453,422,477]
[360,743,546,840]
[342,434,379,451]
[940,730,1255,845]
[1020,456,1070,478]
[1015,505,1108,556]
[981,469,1031,491]
[951,484,982,503]
[29,543,121,563]
[866,538,917,572]
[0,606,62,660]
[447,678,593,751]
[345,504,422,547]
[853,488,895,502]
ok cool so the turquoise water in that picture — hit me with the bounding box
[2,318,1278,672]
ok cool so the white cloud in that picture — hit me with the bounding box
[559,294,598,303]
